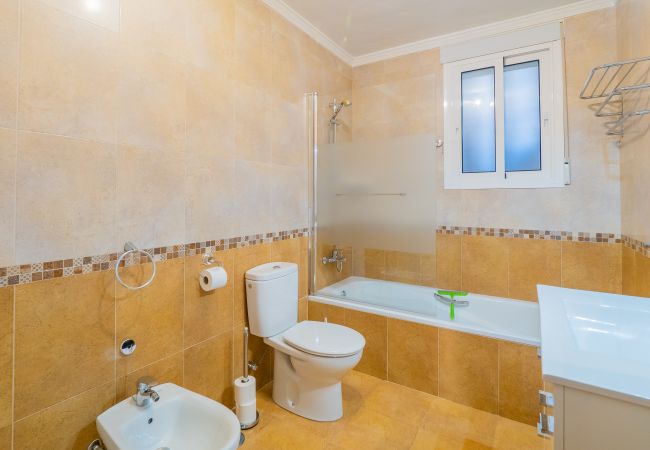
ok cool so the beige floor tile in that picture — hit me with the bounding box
[493,417,545,450]
[244,393,334,450]
[328,406,419,450]
[421,395,500,447]
[342,369,382,400]
[363,381,432,425]
[410,427,495,450]
[244,371,540,450]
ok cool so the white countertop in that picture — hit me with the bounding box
[537,285,650,407]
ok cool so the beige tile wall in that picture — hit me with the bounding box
[360,234,621,301]
[622,246,650,298]
[0,0,352,267]
[348,8,621,238]
[308,301,543,426]
[617,0,650,292]
[0,236,309,450]
[618,0,650,246]
[437,234,621,300]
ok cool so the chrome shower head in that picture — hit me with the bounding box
[330,99,352,123]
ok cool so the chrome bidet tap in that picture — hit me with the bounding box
[134,380,160,408]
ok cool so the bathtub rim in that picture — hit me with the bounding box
[308,292,541,347]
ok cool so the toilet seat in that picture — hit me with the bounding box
[282,321,365,358]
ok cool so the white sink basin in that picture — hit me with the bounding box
[538,285,650,406]
[97,383,241,450]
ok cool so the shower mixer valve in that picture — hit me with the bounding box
[322,248,346,273]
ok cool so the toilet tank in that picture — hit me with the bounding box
[245,262,298,337]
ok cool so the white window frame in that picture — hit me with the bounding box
[443,41,567,189]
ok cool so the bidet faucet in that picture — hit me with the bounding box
[134,380,160,408]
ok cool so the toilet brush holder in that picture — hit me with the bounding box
[233,327,259,429]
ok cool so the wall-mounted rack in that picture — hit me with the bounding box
[580,55,650,136]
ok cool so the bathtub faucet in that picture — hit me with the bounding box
[322,248,346,273]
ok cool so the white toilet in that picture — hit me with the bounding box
[245,262,365,421]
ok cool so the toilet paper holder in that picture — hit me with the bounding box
[202,253,223,267]
[234,326,260,430]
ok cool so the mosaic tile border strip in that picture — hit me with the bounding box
[0,228,309,288]
[622,235,650,258]
[436,226,622,243]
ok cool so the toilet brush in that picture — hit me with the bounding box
[233,327,259,429]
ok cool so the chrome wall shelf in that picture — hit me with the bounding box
[580,55,650,136]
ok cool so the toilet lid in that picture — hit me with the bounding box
[283,321,366,357]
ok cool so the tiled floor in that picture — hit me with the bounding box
[242,371,548,450]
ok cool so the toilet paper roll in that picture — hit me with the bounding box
[199,266,227,291]
[236,401,257,426]
[234,376,256,405]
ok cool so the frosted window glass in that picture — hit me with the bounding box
[461,67,496,173]
[504,61,541,172]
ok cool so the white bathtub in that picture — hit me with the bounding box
[313,276,540,346]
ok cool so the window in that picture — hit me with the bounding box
[443,41,567,189]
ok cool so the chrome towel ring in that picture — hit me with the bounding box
[115,242,157,290]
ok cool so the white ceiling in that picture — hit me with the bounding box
[266,0,615,64]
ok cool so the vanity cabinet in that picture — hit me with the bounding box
[550,384,650,450]
[537,286,650,450]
